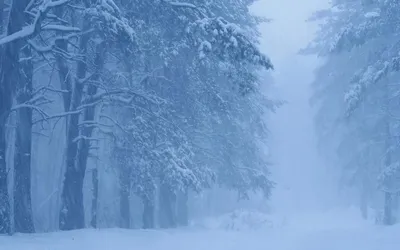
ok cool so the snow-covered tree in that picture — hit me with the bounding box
[108,0,275,228]
[307,0,400,224]
[0,0,275,233]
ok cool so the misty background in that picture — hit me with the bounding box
[253,0,337,215]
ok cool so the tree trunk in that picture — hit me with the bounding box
[360,173,369,220]
[392,193,399,224]
[158,183,176,228]
[79,42,105,230]
[13,45,34,233]
[119,167,131,229]
[0,0,4,34]
[0,0,32,235]
[360,189,368,220]
[59,19,91,231]
[383,77,393,226]
[176,189,188,226]
[0,51,12,235]
[0,116,10,235]
[90,168,98,228]
[142,192,155,229]
[383,192,393,225]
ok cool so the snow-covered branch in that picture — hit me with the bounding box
[164,1,197,9]
[11,104,49,120]
[32,109,83,124]
[0,0,72,45]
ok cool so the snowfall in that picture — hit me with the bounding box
[1,208,399,250]
[2,0,398,249]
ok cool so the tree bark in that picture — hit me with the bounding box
[59,27,90,231]
[0,0,4,34]
[90,168,98,228]
[0,114,10,235]
[360,189,368,220]
[360,172,369,220]
[158,183,177,228]
[383,77,393,226]
[176,189,188,226]
[0,0,32,235]
[13,45,35,233]
[0,50,12,234]
[392,193,399,224]
[142,192,155,229]
[383,192,393,225]
[119,167,131,229]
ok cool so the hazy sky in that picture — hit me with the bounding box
[252,0,328,66]
[252,0,336,215]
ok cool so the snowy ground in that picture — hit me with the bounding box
[1,208,399,250]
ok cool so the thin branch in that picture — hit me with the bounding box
[33,109,83,124]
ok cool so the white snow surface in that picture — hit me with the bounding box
[1,208,399,250]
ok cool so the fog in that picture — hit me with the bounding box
[252,0,336,214]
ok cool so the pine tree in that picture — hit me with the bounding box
[307,0,400,224]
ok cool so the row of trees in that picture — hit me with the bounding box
[306,0,400,225]
[0,0,275,234]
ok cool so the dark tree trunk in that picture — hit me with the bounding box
[13,45,35,233]
[158,183,176,228]
[79,42,104,230]
[59,96,87,231]
[176,189,188,226]
[0,0,32,235]
[0,115,10,235]
[0,0,4,34]
[119,167,131,229]
[59,165,85,230]
[59,19,91,231]
[90,168,98,228]
[0,52,12,235]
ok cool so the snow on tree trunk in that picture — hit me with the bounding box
[13,44,35,233]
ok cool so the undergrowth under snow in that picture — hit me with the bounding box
[190,209,278,230]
